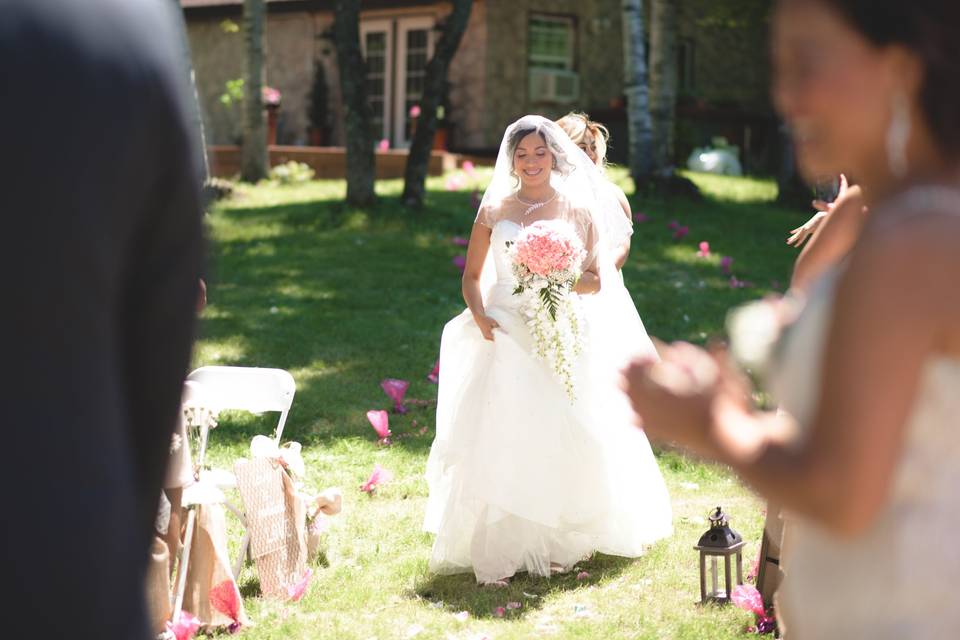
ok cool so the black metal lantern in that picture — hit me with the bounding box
[695,506,746,604]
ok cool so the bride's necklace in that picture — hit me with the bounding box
[515,189,558,216]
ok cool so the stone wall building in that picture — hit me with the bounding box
[182,0,777,170]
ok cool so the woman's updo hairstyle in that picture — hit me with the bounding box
[556,112,611,170]
[810,0,960,158]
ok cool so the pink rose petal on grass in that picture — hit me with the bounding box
[720,256,734,274]
[732,584,766,617]
[452,255,466,273]
[427,359,440,384]
[381,378,410,413]
[366,409,391,439]
[697,241,711,258]
[166,611,201,640]
[287,568,313,602]
[360,464,394,493]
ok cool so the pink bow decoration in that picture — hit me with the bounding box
[209,579,243,625]
[165,611,201,640]
[732,584,766,617]
[287,568,313,602]
[380,378,410,413]
[360,464,394,493]
[427,359,440,384]
[366,409,391,440]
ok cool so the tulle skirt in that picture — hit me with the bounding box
[424,277,672,583]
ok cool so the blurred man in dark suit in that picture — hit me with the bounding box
[0,0,204,636]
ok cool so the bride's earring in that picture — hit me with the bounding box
[886,91,912,179]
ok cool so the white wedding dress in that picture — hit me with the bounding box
[770,187,960,638]
[423,188,672,583]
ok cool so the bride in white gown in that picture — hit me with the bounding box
[424,115,672,585]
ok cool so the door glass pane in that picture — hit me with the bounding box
[404,28,430,141]
[365,31,387,139]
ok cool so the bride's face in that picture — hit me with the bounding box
[513,132,553,188]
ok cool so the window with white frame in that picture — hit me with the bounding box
[528,15,575,71]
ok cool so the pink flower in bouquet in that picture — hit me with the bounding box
[462,160,476,176]
[409,104,422,118]
[166,611,201,640]
[720,256,734,274]
[452,255,466,273]
[697,241,711,258]
[366,409,391,439]
[452,236,469,247]
[732,584,765,617]
[673,225,689,240]
[427,359,440,384]
[262,86,281,106]
[361,464,394,493]
[513,221,585,277]
[378,138,390,152]
[287,568,313,602]
[381,378,410,413]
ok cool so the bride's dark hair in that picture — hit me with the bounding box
[806,0,960,157]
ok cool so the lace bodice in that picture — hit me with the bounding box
[477,192,599,288]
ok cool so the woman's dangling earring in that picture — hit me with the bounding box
[886,92,912,179]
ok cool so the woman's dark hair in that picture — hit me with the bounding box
[815,0,960,156]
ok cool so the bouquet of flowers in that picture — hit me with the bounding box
[506,219,587,399]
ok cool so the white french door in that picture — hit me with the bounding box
[360,16,435,148]
[359,20,393,144]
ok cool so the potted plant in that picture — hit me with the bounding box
[308,62,330,146]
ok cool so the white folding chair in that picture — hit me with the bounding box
[184,366,297,577]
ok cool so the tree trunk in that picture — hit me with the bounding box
[649,0,678,175]
[241,0,267,183]
[171,0,210,183]
[334,0,376,206]
[621,0,654,190]
[401,0,473,208]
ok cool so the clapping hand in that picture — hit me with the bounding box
[787,174,849,247]
[620,342,752,460]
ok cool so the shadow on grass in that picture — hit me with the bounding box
[197,177,807,450]
[411,552,636,620]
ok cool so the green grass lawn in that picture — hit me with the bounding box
[194,169,808,639]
